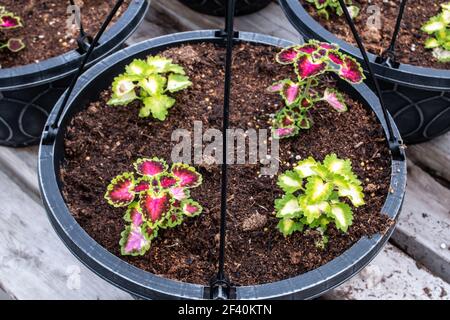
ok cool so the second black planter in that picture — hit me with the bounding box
[280,0,450,144]
[0,0,149,147]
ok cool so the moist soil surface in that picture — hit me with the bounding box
[61,42,393,286]
[0,0,130,68]
[300,0,450,70]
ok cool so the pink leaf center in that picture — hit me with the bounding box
[171,166,200,188]
[283,83,300,104]
[0,16,20,28]
[141,193,170,223]
[108,179,134,205]
[124,227,148,254]
[296,55,326,80]
[277,47,298,64]
[136,159,166,177]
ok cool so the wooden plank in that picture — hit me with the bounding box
[408,132,450,183]
[150,0,300,42]
[391,161,450,282]
[326,244,450,300]
[126,6,180,45]
[0,168,132,300]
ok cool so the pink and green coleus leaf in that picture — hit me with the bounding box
[104,172,135,207]
[295,54,327,81]
[119,225,152,256]
[133,177,152,193]
[0,14,22,29]
[181,199,203,217]
[124,202,144,227]
[267,80,286,93]
[159,174,179,189]
[273,125,299,139]
[134,157,168,177]
[338,56,365,84]
[297,115,312,129]
[281,81,301,106]
[140,191,172,227]
[162,212,184,228]
[297,43,319,54]
[170,163,202,188]
[6,38,25,52]
[276,46,299,64]
[327,50,345,66]
[322,88,348,112]
[169,186,189,201]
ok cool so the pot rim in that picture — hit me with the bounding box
[0,0,149,91]
[279,0,450,91]
[38,30,407,300]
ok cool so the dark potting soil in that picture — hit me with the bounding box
[300,0,450,70]
[60,43,393,286]
[0,0,130,68]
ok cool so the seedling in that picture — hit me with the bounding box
[268,40,365,139]
[422,2,450,62]
[0,6,25,53]
[105,157,203,256]
[305,0,360,20]
[108,55,192,120]
[275,154,365,240]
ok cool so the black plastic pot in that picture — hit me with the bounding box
[0,0,149,147]
[178,0,272,16]
[280,0,450,144]
[38,30,406,300]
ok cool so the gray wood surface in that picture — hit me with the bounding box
[0,0,448,300]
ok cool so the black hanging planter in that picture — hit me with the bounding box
[0,0,149,147]
[178,0,272,16]
[279,0,450,144]
[38,29,406,300]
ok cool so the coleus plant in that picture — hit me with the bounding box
[0,6,25,53]
[105,157,203,256]
[275,154,365,239]
[108,55,192,121]
[421,2,450,62]
[268,40,365,139]
[305,0,360,20]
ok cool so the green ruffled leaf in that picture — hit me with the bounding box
[141,95,176,120]
[305,176,333,203]
[140,74,166,96]
[167,74,192,93]
[125,59,154,76]
[422,16,446,34]
[277,218,303,237]
[275,194,302,218]
[334,177,365,207]
[329,202,353,232]
[146,55,173,72]
[293,157,318,178]
[277,170,303,194]
[299,196,330,224]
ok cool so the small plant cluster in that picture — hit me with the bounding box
[0,6,25,53]
[105,157,203,256]
[268,40,365,139]
[422,2,450,62]
[275,154,365,241]
[305,0,360,20]
[108,55,192,120]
